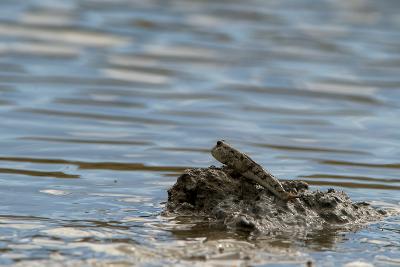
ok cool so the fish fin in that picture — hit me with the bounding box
[286,193,301,201]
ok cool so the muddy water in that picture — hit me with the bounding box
[0,0,399,266]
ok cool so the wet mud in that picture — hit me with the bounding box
[165,166,387,236]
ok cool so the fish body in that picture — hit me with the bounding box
[211,140,299,201]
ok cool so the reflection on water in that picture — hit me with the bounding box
[0,0,399,265]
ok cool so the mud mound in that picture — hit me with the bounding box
[165,166,386,235]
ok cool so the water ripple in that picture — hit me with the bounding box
[0,156,188,172]
[250,143,370,155]
[301,174,400,184]
[320,159,400,169]
[0,22,129,47]
[225,84,384,105]
[0,167,78,179]
[18,108,178,125]
[20,136,152,146]
[0,0,399,265]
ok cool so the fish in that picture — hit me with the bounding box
[211,140,299,201]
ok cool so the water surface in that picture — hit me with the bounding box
[0,0,399,266]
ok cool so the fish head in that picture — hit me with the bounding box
[211,140,231,165]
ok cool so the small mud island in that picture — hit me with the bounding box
[165,141,387,235]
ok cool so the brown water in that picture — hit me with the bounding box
[0,0,399,266]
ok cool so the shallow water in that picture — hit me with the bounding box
[0,0,399,266]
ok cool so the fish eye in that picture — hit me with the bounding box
[217,141,222,146]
